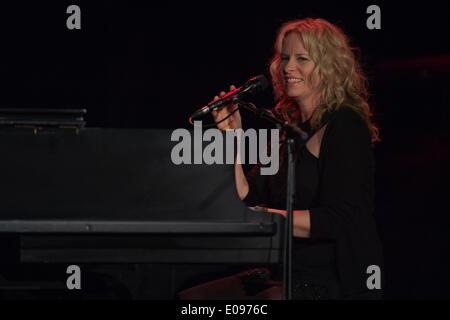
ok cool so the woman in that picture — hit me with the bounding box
[211,18,383,299]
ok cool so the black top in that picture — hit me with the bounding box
[243,106,383,297]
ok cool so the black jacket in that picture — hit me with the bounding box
[244,106,383,297]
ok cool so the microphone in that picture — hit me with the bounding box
[190,75,269,120]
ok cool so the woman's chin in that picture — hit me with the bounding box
[286,91,306,100]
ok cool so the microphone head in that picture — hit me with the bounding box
[190,75,269,121]
[245,75,269,93]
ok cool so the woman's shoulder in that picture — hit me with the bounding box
[330,106,365,124]
[320,106,372,151]
[327,106,370,135]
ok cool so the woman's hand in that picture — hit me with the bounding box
[210,85,247,200]
[211,85,242,131]
[252,207,311,238]
[266,208,287,217]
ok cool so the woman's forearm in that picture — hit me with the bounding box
[266,208,311,238]
[235,163,249,200]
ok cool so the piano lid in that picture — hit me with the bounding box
[0,128,253,222]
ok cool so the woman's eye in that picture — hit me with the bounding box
[280,56,307,63]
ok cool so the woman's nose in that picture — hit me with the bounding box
[283,57,296,73]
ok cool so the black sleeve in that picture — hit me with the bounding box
[308,108,375,241]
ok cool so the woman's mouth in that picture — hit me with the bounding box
[285,77,304,84]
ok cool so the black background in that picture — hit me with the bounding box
[0,0,449,299]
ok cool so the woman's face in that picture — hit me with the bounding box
[280,32,320,104]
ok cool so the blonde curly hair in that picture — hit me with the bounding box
[269,18,380,142]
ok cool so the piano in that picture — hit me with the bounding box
[0,126,284,298]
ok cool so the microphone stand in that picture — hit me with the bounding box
[238,102,309,300]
